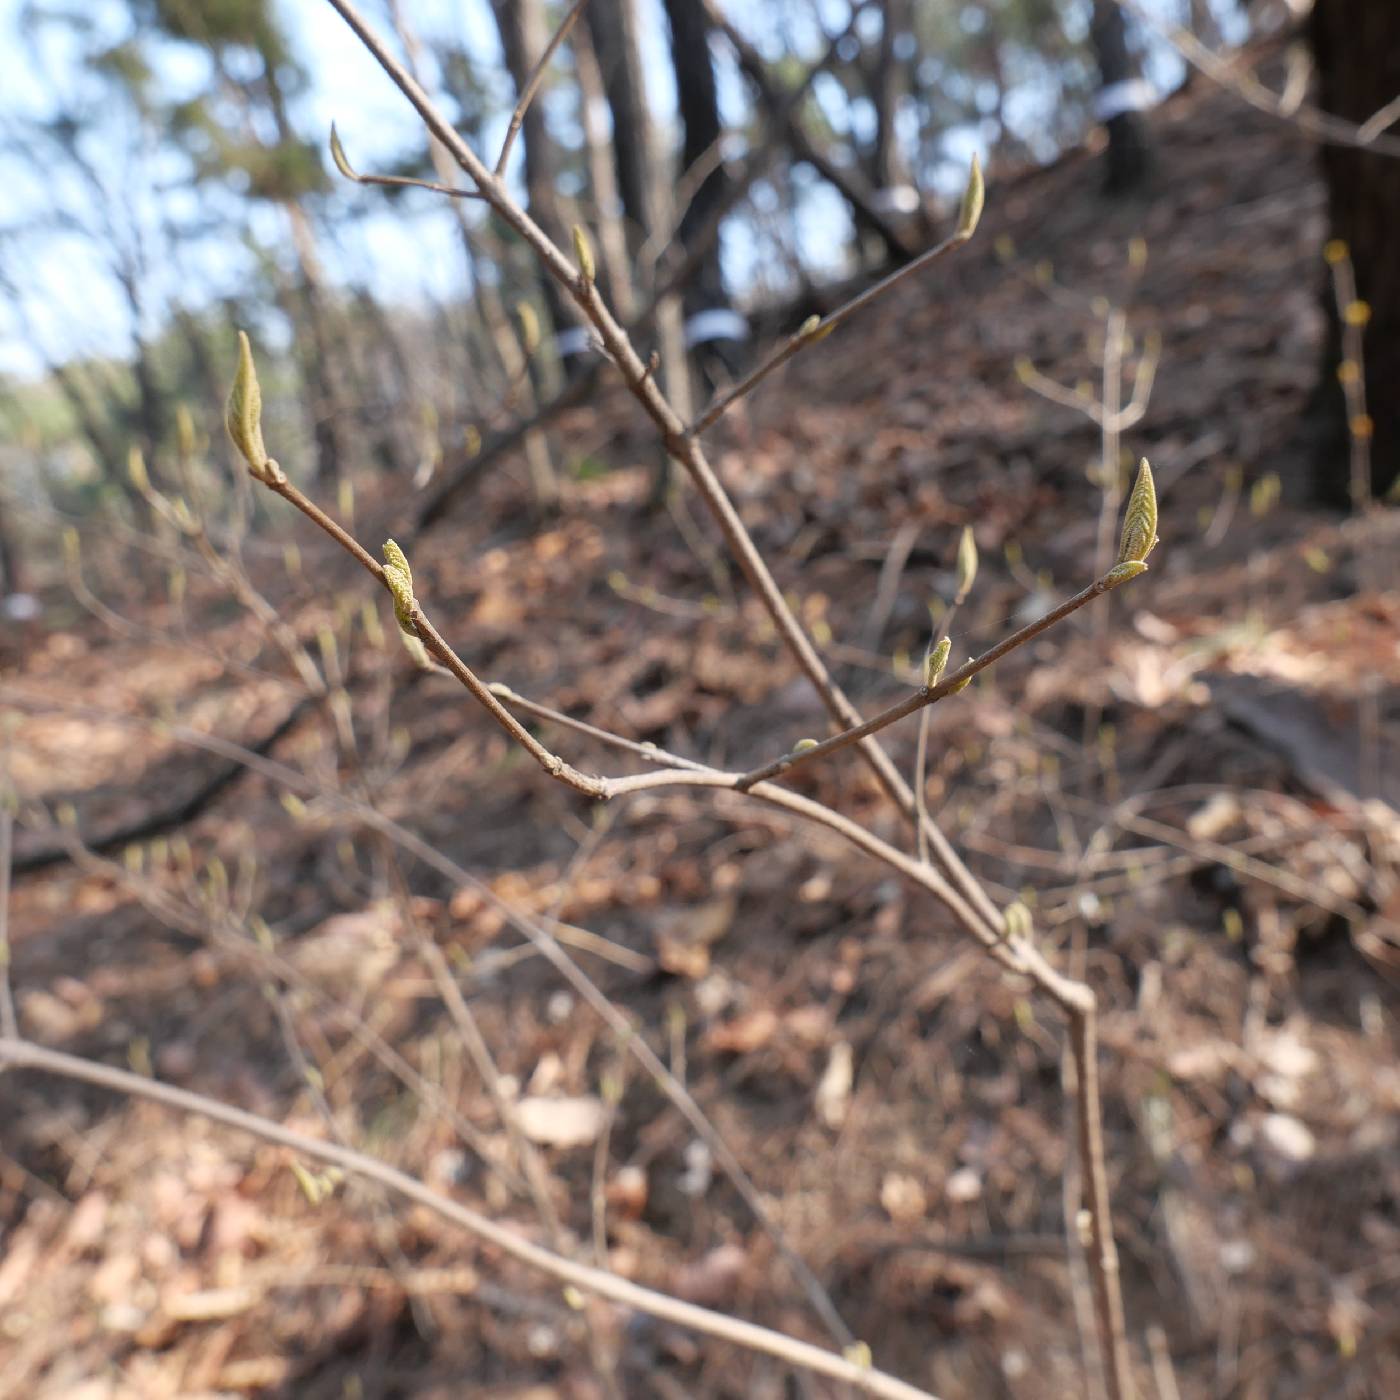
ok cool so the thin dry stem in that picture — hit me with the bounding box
[0,1036,938,1400]
[495,0,589,177]
[735,569,1136,792]
[0,782,16,1042]
[688,228,968,437]
[328,0,1001,953]
[1069,1001,1133,1400]
[1112,0,1400,158]
[310,5,1133,1386]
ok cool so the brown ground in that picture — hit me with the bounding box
[2,72,1399,1400]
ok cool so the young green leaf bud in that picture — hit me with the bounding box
[572,225,595,283]
[1115,457,1158,565]
[956,154,984,239]
[226,331,271,481]
[924,636,951,687]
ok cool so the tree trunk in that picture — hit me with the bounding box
[585,0,661,254]
[872,0,914,194]
[1307,0,1400,504]
[489,0,573,347]
[661,0,728,318]
[1090,0,1153,194]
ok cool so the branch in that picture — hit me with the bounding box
[496,0,589,177]
[699,0,917,260]
[329,124,486,200]
[0,1037,938,1400]
[688,221,973,438]
[1112,0,1400,159]
[733,567,1140,793]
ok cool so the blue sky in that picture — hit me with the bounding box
[0,0,1215,383]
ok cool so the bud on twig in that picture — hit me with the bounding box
[954,525,978,604]
[924,636,951,688]
[226,331,281,484]
[956,154,984,239]
[572,225,595,284]
[1115,457,1158,566]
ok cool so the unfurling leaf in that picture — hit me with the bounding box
[956,154,984,239]
[517,300,541,354]
[127,444,150,495]
[572,224,595,283]
[954,524,978,603]
[924,636,951,687]
[1003,899,1034,941]
[329,123,357,181]
[175,403,196,459]
[1102,560,1147,589]
[381,539,415,632]
[1115,457,1157,566]
[226,331,274,482]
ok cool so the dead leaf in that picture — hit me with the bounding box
[880,1172,927,1224]
[815,1040,853,1129]
[703,1007,779,1055]
[516,1095,608,1149]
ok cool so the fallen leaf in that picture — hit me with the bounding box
[703,1007,779,1055]
[515,1095,608,1149]
[815,1040,854,1129]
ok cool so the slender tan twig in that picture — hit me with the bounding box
[0,766,16,1043]
[733,568,1139,793]
[1111,0,1400,158]
[324,0,1005,956]
[1324,241,1373,517]
[330,123,485,200]
[688,227,970,437]
[495,0,589,177]
[4,687,857,1349]
[306,7,1133,1388]
[0,1036,938,1400]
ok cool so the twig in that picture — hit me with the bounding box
[733,569,1138,793]
[0,1036,939,1400]
[0,762,16,1042]
[688,226,971,437]
[1111,0,1400,158]
[1068,1002,1132,1400]
[311,7,1134,1387]
[495,0,589,177]
[1324,241,1373,518]
[329,0,1007,952]
[4,686,857,1351]
[329,124,486,200]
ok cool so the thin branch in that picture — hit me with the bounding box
[733,568,1139,793]
[2,686,856,1351]
[410,605,607,797]
[326,0,1006,951]
[1112,0,1400,159]
[0,771,16,1042]
[688,227,969,437]
[496,0,589,177]
[1068,1002,1133,1400]
[1357,91,1400,145]
[0,1036,938,1400]
[1016,360,1106,425]
[329,124,486,199]
[307,11,1134,1386]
